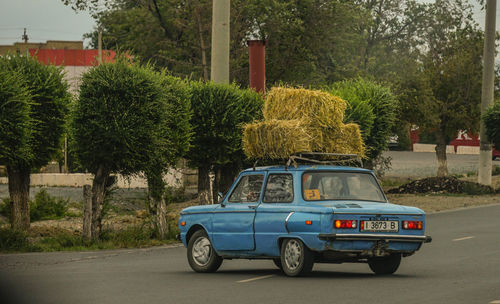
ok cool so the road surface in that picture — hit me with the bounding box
[1,204,500,304]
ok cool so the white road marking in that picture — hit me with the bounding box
[452,236,475,242]
[237,274,275,283]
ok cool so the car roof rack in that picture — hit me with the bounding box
[285,152,363,169]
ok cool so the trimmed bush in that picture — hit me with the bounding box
[30,189,68,221]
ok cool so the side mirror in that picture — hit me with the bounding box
[218,192,225,206]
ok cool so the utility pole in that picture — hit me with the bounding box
[210,0,230,84]
[22,28,28,43]
[98,25,103,64]
[478,0,497,185]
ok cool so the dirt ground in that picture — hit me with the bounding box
[387,193,499,213]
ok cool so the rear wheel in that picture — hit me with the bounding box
[368,254,401,275]
[187,230,222,273]
[280,238,314,277]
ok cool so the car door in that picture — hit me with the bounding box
[254,173,295,256]
[211,172,265,251]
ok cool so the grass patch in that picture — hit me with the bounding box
[0,224,178,253]
[0,189,69,222]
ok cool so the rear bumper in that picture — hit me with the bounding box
[318,233,432,243]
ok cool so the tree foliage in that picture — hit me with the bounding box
[484,102,500,149]
[0,69,31,167]
[0,55,71,169]
[73,61,167,176]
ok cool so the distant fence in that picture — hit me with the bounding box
[0,169,189,189]
[412,143,480,155]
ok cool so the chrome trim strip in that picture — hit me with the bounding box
[181,210,255,215]
[332,213,424,216]
[318,233,432,243]
[284,212,294,233]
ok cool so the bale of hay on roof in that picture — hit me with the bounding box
[242,119,312,159]
[263,87,347,127]
[307,123,365,156]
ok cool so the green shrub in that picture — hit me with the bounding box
[0,198,11,219]
[164,185,186,204]
[492,165,500,176]
[327,78,398,166]
[0,228,40,252]
[38,233,85,251]
[101,225,154,247]
[30,189,68,221]
[462,182,495,195]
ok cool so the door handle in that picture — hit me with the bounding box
[248,205,257,210]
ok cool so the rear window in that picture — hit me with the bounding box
[302,171,385,202]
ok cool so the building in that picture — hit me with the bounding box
[0,40,84,55]
[0,40,116,94]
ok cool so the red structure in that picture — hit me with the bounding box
[410,128,500,158]
[247,40,266,94]
[29,49,116,66]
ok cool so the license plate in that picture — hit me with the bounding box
[361,220,398,232]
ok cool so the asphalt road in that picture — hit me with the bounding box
[1,204,500,304]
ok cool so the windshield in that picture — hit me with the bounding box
[302,171,386,203]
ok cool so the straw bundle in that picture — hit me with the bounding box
[243,86,365,159]
[311,123,364,156]
[243,119,312,159]
[263,87,346,127]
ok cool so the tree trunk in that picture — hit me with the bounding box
[146,171,169,239]
[195,7,209,81]
[91,166,109,240]
[198,165,211,205]
[7,165,31,231]
[82,185,92,241]
[212,167,221,204]
[220,164,239,194]
[149,193,169,239]
[435,131,448,177]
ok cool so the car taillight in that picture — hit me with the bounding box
[403,221,422,230]
[335,220,357,229]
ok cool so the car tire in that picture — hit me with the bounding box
[273,258,283,270]
[368,254,401,275]
[280,238,314,277]
[187,230,222,273]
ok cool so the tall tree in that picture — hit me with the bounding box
[186,82,263,204]
[144,73,192,239]
[420,0,483,176]
[72,61,178,240]
[0,55,71,231]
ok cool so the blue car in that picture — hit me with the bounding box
[178,160,431,276]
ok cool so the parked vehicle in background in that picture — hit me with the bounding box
[178,154,432,277]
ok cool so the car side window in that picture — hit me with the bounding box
[263,174,294,203]
[228,174,264,203]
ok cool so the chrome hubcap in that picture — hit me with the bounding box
[192,237,212,266]
[284,240,302,270]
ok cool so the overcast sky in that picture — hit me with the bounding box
[0,0,95,47]
[0,0,498,49]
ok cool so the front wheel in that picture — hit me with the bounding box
[187,230,223,273]
[368,254,401,275]
[280,238,314,277]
